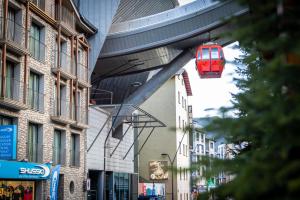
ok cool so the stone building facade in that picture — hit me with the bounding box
[0,0,95,199]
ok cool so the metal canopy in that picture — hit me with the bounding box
[94,104,166,128]
[90,103,166,160]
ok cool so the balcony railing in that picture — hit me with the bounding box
[77,62,88,83]
[0,76,23,102]
[27,87,44,112]
[50,97,70,119]
[0,17,25,49]
[52,50,75,76]
[29,36,46,62]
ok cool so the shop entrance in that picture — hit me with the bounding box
[0,180,35,200]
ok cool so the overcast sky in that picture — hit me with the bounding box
[185,43,242,118]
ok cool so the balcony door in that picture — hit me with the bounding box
[7,8,16,41]
[5,62,14,99]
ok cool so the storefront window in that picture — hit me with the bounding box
[114,173,129,200]
[0,180,35,200]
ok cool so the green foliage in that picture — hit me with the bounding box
[197,0,300,199]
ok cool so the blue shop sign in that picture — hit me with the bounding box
[0,160,51,180]
[0,125,17,160]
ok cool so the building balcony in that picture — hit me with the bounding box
[29,36,46,62]
[71,105,88,129]
[77,62,90,87]
[27,87,45,112]
[50,97,75,124]
[0,17,27,55]
[31,0,56,19]
[0,76,27,110]
[60,5,75,33]
[51,50,76,80]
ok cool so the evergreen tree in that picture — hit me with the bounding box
[198,0,300,199]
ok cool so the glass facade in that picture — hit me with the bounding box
[106,172,130,200]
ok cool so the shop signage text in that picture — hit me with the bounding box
[0,160,51,180]
[0,125,17,160]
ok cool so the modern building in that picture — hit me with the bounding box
[138,69,192,200]
[0,0,95,199]
[86,102,165,200]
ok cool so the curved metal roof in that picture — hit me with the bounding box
[92,0,247,79]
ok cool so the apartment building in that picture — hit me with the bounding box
[139,69,192,200]
[191,118,236,192]
[0,0,95,199]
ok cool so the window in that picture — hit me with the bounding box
[201,134,204,143]
[182,97,184,108]
[183,144,185,156]
[7,8,16,41]
[32,0,45,9]
[30,23,44,61]
[196,132,199,141]
[186,145,188,157]
[114,173,130,200]
[179,142,181,154]
[53,84,67,117]
[210,142,214,149]
[178,91,180,104]
[202,48,209,59]
[180,167,182,180]
[28,123,40,162]
[29,72,41,111]
[0,115,13,125]
[211,48,219,59]
[70,133,80,166]
[53,130,65,165]
[182,120,184,129]
[178,116,181,128]
[4,61,15,99]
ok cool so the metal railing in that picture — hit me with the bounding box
[77,62,88,83]
[50,97,70,119]
[27,87,44,112]
[29,35,46,62]
[0,17,25,49]
[0,76,24,103]
[52,50,75,76]
[90,88,114,105]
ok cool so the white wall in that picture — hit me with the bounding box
[87,107,134,173]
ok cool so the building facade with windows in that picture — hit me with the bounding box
[139,69,192,200]
[0,0,95,199]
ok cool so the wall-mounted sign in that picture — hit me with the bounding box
[149,161,168,180]
[0,125,17,160]
[0,160,51,180]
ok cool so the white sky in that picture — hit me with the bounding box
[185,43,242,118]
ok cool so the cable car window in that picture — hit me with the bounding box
[202,48,209,60]
[211,48,219,59]
[198,51,201,59]
[220,50,224,59]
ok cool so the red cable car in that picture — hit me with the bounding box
[195,43,225,78]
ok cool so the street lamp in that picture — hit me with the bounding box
[161,153,174,200]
